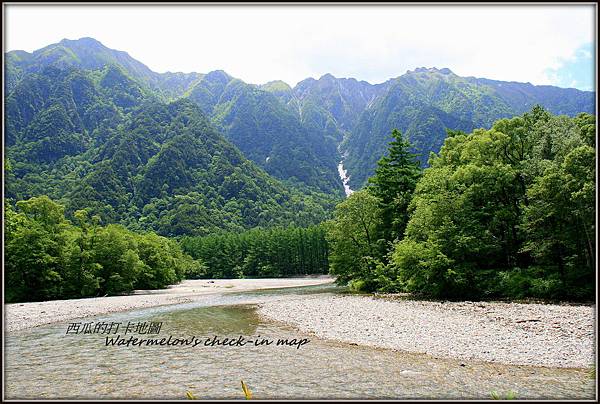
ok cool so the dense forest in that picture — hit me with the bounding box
[5,66,339,235]
[186,71,342,194]
[181,226,328,278]
[4,195,205,303]
[327,107,595,300]
[3,37,596,303]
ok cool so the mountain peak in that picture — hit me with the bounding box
[205,70,232,82]
[261,80,292,93]
[59,37,106,49]
[319,73,337,81]
[409,67,454,75]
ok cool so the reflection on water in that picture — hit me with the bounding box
[4,286,595,400]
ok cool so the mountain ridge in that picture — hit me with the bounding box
[7,37,594,96]
[6,37,595,197]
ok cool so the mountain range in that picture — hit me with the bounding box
[4,37,595,235]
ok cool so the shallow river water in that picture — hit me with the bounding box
[4,285,595,400]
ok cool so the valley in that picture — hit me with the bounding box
[3,35,596,400]
[5,36,595,300]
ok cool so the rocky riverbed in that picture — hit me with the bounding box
[257,295,595,368]
[4,276,334,332]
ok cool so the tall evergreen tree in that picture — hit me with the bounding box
[368,129,421,257]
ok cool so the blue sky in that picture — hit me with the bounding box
[545,43,594,91]
[5,5,596,91]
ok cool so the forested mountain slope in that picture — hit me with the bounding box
[185,71,343,193]
[330,68,595,187]
[5,62,339,237]
[5,38,595,224]
[5,37,203,99]
[262,66,594,188]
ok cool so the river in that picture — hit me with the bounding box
[4,285,594,400]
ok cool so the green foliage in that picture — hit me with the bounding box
[389,239,457,296]
[368,129,422,253]
[4,196,205,303]
[325,190,383,290]
[5,38,596,305]
[6,67,340,235]
[389,107,595,300]
[5,197,69,302]
[4,37,202,99]
[327,130,422,292]
[490,390,517,400]
[187,72,342,194]
[327,108,595,301]
[181,225,328,278]
[520,143,595,299]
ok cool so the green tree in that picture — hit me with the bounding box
[181,225,329,279]
[521,145,595,298]
[389,108,595,300]
[368,129,421,257]
[5,195,207,303]
[63,209,102,297]
[325,190,382,290]
[5,196,70,301]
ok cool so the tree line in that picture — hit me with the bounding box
[5,195,206,303]
[326,107,595,300]
[180,226,329,278]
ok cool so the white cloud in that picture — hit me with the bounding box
[4,4,595,89]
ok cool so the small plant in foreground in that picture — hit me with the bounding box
[491,390,517,400]
[241,380,252,399]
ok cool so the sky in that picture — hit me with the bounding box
[4,4,596,91]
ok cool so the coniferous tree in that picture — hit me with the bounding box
[368,129,421,258]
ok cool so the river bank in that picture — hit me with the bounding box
[257,294,595,369]
[4,276,334,332]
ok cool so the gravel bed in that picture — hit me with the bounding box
[257,295,595,368]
